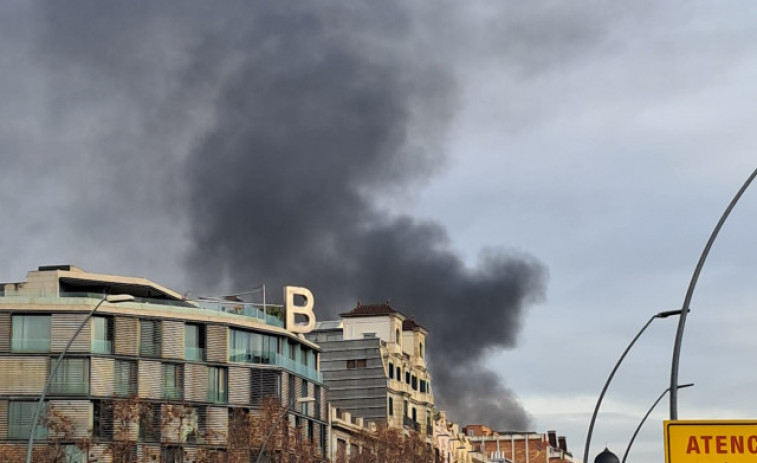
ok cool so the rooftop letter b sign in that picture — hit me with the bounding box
[284,286,315,333]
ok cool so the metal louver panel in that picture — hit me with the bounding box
[0,400,7,437]
[51,314,90,353]
[138,360,162,399]
[185,363,208,402]
[250,369,281,406]
[207,406,228,445]
[115,317,138,356]
[162,321,184,360]
[0,357,48,394]
[228,366,251,405]
[206,325,227,363]
[49,400,90,439]
[0,314,10,353]
[140,319,162,358]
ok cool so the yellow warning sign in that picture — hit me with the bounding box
[665,420,757,463]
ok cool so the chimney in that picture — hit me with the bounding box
[547,431,558,448]
[558,436,567,452]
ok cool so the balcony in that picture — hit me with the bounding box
[194,299,285,327]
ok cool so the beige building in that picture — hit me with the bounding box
[307,302,434,435]
[463,425,576,463]
[0,265,327,462]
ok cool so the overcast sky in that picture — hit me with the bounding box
[2,2,757,462]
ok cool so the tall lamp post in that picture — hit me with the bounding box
[26,293,135,463]
[583,309,684,463]
[255,396,316,463]
[670,167,757,419]
[621,383,693,463]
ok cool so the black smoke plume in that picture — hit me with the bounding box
[29,1,547,429]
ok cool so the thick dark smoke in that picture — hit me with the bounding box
[28,1,548,429]
[182,4,547,429]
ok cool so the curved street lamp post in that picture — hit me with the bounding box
[583,309,684,463]
[26,294,135,463]
[621,383,693,463]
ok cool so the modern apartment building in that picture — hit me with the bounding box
[306,303,434,437]
[0,265,327,462]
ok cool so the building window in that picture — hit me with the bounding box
[301,378,309,414]
[162,445,184,463]
[420,380,426,393]
[405,371,410,384]
[313,385,321,420]
[207,366,227,403]
[186,406,206,444]
[185,323,205,361]
[93,400,113,439]
[411,375,417,391]
[346,359,367,369]
[64,445,86,463]
[419,342,423,358]
[388,362,394,379]
[50,358,90,395]
[139,403,161,443]
[8,401,47,439]
[395,329,400,343]
[11,314,51,352]
[114,359,137,397]
[388,397,394,416]
[140,319,162,358]
[229,328,278,364]
[396,366,401,380]
[288,374,295,404]
[91,316,113,354]
[162,363,183,400]
[412,407,417,423]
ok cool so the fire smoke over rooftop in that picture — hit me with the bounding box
[29,1,548,429]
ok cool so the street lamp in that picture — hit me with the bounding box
[670,167,757,419]
[583,309,684,463]
[255,396,316,463]
[26,293,135,463]
[622,383,693,463]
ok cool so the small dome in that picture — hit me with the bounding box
[594,447,620,463]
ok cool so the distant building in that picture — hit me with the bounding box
[463,425,576,463]
[306,302,435,437]
[0,265,327,462]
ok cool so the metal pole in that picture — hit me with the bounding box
[670,167,757,420]
[26,294,133,463]
[622,383,693,463]
[583,309,682,463]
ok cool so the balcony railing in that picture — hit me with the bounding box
[49,382,89,395]
[185,346,205,361]
[11,338,50,353]
[163,386,183,400]
[229,349,323,383]
[195,299,285,327]
[91,339,112,354]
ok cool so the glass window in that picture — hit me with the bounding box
[140,319,162,358]
[162,445,184,463]
[313,385,321,420]
[91,316,113,354]
[388,397,394,416]
[229,329,278,364]
[11,315,51,352]
[8,401,48,439]
[162,363,183,400]
[114,360,137,397]
[50,358,90,395]
[207,366,227,404]
[250,369,281,404]
[93,400,113,439]
[388,362,394,379]
[185,324,205,361]
[139,403,161,442]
